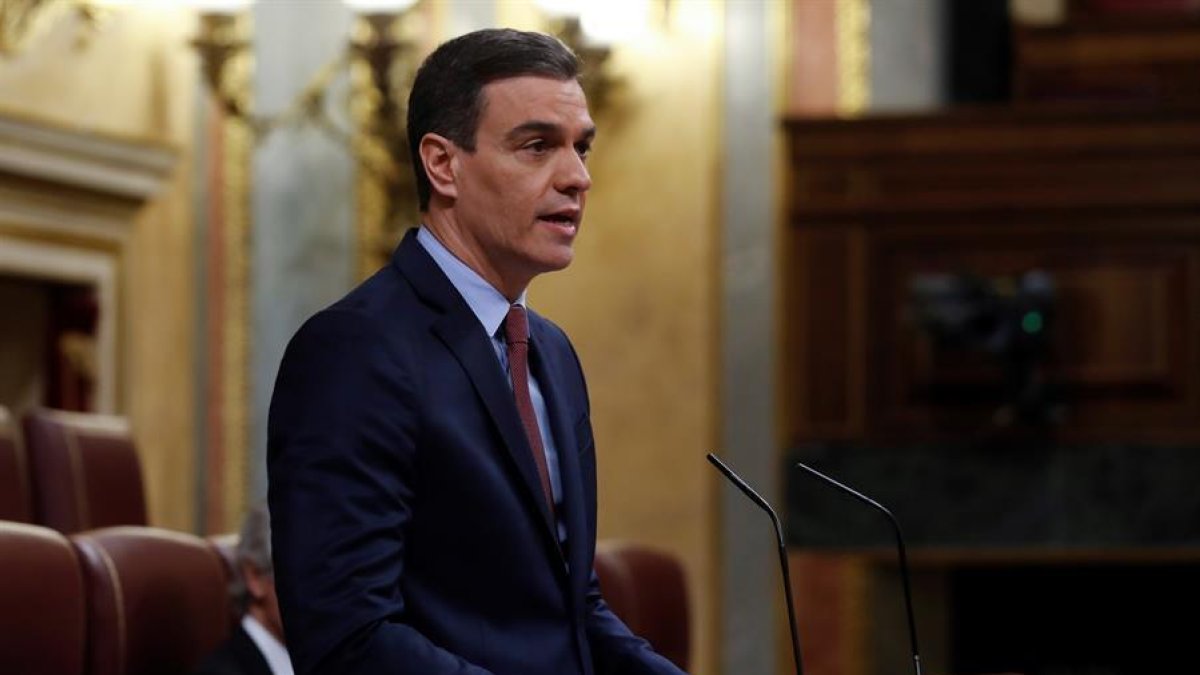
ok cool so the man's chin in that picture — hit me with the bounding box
[532,248,575,274]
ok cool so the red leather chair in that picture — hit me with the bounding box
[0,406,34,522]
[594,541,691,671]
[0,521,86,675]
[72,526,231,675]
[23,408,147,533]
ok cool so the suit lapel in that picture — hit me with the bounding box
[392,231,563,558]
[529,318,591,602]
[432,311,562,540]
[230,623,274,675]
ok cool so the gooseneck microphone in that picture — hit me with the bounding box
[707,453,804,675]
[795,461,923,675]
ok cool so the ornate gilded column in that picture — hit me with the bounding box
[195,8,254,532]
[836,0,871,115]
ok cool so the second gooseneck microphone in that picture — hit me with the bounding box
[795,461,923,675]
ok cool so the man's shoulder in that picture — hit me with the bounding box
[306,230,463,333]
[334,257,421,316]
[528,309,573,348]
[527,309,588,386]
[293,258,428,343]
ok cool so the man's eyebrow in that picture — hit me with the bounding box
[505,121,597,142]
[506,121,559,142]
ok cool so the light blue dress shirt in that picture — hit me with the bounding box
[416,227,566,541]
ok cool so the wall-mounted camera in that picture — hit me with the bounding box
[910,270,1060,428]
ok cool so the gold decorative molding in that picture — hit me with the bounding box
[219,109,252,533]
[353,4,431,279]
[0,0,123,57]
[354,137,394,278]
[351,43,404,279]
[0,109,176,238]
[193,12,254,530]
[0,229,120,414]
[546,16,621,115]
[197,97,252,533]
[0,110,177,416]
[0,0,62,55]
[835,0,871,116]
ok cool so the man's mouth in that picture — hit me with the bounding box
[537,209,581,229]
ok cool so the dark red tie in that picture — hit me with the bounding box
[504,304,556,515]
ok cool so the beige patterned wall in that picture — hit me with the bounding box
[0,7,200,531]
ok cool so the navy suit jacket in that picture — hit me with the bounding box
[268,230,686,675]
[190,623,273,675]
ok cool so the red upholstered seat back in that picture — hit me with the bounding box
[594,541,691,671]
[72,526,232,675]
[0,407,33,522]
[0,521,86,675]
[23,408,147,533]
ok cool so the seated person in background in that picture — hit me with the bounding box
[193,504,293,675]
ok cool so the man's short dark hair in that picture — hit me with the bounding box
[407,28,581,211]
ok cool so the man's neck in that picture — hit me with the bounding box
[422,210,528,302]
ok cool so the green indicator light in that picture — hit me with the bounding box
[1022,311,1043,334]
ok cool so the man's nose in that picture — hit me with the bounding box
[556,150,592,195]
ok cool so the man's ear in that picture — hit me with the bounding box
[419,132,459,202]
[241,561,268,601]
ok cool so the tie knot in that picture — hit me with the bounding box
[504,304,529,345]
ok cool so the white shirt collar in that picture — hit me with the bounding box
[241,615,294,675]
[417,225,527,338]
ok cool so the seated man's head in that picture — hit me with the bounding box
[232,504,283,642]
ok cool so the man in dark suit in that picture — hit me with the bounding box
[193,505,293,675]
[267,28,687,675]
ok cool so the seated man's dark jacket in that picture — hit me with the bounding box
[268,229,687,675]
[190,623,272,675]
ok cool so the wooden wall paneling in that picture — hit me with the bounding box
[783,225,807,442]
[789,551,952,675]
[1014,14,1200,105]
[787,111,1200,221]
[789,225,868,440]
[791,548,1200,675]
[785,105,1200,443]
[789,552,871,675]
[867,221,1200,442]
